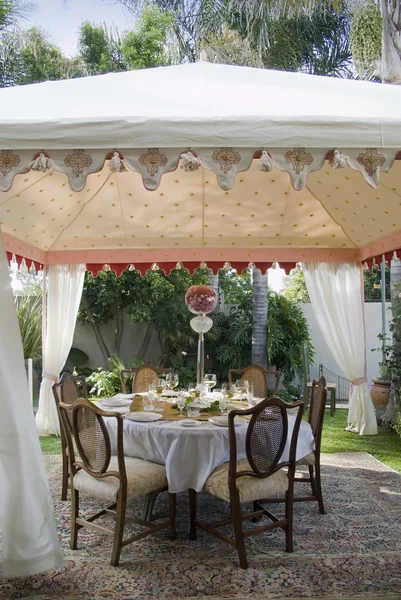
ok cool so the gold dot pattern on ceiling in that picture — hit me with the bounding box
[1,159,401,252]
[307,161,401,248]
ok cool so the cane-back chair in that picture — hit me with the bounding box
[295,376,327,513]
[189,397,303,569]
[58,397,176,566]
[228,364,281,398]
[52,372,88,500]
[120,364,173,393]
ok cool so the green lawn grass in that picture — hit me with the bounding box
[39,409,401,472]
[321,409,401,473]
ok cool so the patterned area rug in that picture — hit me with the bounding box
[1,452,401,600]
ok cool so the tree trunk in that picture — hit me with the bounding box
[252,267,268,369]
[137,323,153,360]
[114,299,124,356]
[81,295,110,367]
[379,0,401,83]
[208,268,220,311]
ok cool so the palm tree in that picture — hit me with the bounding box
[115,0,353,75]
[252,267,268,368]
[237,0,401,83]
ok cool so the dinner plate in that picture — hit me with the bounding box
[161,390,179,397]
[179,419,201,427]
[98,397,132,408]
[208,416,247,427]
[125,412,162,422]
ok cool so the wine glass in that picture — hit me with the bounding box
[203,374,217,390]
[188,383,201,401]
[154,378,166,412]
[236,380,247,399]
[176,391,186,417]
[166,372,179,391]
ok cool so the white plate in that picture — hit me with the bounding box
[98,398,132,408]
[179,419,201,427]
[208,415,247,427]
[161,390,178,397]
[125,412,162,422]
[114,393,135,399]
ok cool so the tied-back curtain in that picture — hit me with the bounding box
[36,264,86,436]
[0,232,64,577]
[303,262,377,436]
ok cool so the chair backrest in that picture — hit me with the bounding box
[53,373,88,433]
[308,376,327,451]
[59,398,126,483]
[131,364,173,393]
[228,397,303,488]
[228,364,281,398]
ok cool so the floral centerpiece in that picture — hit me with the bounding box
[185,285,217,315]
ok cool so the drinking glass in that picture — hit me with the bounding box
[203,374,217,390]
[187,404,200,418]
[166,372,179,390]
[154,378,166,412]
[246,384,254,405]
[143,390,155,411]
[219,395,227,416]
[188,383,201,402]
[176,391,186,416]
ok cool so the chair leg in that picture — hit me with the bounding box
[142,490,161,522]
[111,498,126,567]
[308,464,317,496]
[61,447,69,501]
[231,500,248,569]
[169,493,177,540]
[189,489,197,541]
[314,458,326,515]
[285,486,294,554]
[70,489,79,550]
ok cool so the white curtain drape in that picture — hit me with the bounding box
[303,262,377,436]
[36,263,86,436]
[0,233,64,576]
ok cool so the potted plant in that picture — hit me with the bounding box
[370,358,392,406]
[371,288,401,407]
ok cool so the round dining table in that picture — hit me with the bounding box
[104,405,315,494]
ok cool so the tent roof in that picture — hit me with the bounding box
[1,61,401,149]
[1,61,401,271]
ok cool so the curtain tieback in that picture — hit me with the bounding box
[351,376,367,386]
[43,372,59,382]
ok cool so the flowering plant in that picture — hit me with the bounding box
[185,285,217,314]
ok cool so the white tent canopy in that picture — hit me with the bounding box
[2,60,396,576]
[1,62,401,269]
[1,61,401,149]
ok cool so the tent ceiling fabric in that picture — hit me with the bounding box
[1,61,401,268]
[2,157,401,268]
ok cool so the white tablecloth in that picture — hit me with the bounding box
[105,415,314,494]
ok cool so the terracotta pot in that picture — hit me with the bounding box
[370,378,391,406]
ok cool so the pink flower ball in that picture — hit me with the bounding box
[185,285,217,314]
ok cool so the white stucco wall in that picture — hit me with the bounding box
[72,302,392,390]
[301,302,392,384]
[73,313,161,369]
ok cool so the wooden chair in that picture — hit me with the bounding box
[294,376,327,513]
[228,364,281,398]
[58,397,176,566]
[120,364,173,394]
[188,397,304,569]
[52,372,88,501]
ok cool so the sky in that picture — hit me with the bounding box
[28,0,133,55]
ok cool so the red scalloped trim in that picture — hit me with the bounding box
[6,251,42,272]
